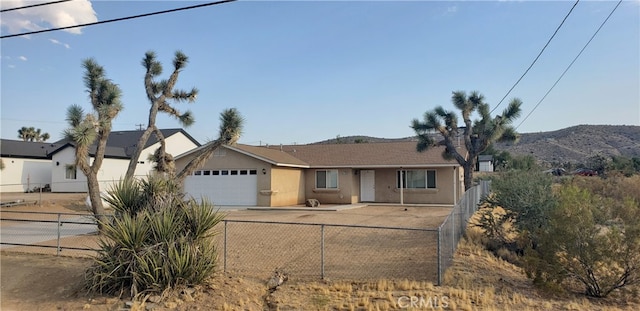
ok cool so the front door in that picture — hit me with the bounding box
[360,170,375,202]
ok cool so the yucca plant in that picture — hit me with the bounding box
[86,175,225,297]
[103,178,146,217]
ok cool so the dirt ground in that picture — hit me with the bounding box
[1,192,451,310]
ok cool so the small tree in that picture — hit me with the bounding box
[124,51,197,181]
[411,90,522,190]
[64,59,123,228]
[488,171,556,237]
[529,184,640,297]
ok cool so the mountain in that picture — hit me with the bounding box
[313,125,640,164]
[313,135,415,144]
[494,125,640,164]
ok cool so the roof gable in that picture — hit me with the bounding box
[49,128,200,159]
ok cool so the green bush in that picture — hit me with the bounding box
[85,175,224,297]
[487,171,557,239]
[526,184,640,297]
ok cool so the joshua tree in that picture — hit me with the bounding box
[411,90,522,190]
[124,51,197,180]
[175,108,244,184]
[17,126,50,142]
[64,59,123,227]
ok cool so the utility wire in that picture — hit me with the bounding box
[490,0,580,114]
[1,0,237,39]
[516,0,623,130]
[0,0,73,13]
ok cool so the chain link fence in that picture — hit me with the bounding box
[0,211,100,257]
[1,181,489,284]
[220,220,439,282]
[436,180,490,284]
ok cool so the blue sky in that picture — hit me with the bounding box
[1,0,638,145]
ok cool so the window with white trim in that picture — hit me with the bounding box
[397,169,436,189]
[316,170,338,189]
[65,164,77,180]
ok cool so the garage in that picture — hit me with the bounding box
[184,169,258,206]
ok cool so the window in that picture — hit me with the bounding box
[212,170,220,175]
[240,170,248,175]
[203,170,211,175]
[249,169,257,175]
[397,170,436,189]
[230,170,238,175]
[213,149,226,157]
[221,170,229,175]
[65,165,77,180]
[316,170,338,189]
[194,170,202,176]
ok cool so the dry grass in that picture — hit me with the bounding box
[3,191,639,310]
[263,235,639,310]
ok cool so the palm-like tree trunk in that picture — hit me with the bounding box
[86,174,107,227]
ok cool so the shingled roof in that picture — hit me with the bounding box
[0,139,66,159]
[50,128,200,159]
[202,141,462,168]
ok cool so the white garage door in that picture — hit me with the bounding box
[184,169,258,206]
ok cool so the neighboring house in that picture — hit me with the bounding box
[477,155,494,172]
[0,139,63,192]
[175,141,465,207]
[49,129,200,192]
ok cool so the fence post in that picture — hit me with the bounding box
[223,220,228,273]
[451,207,456,254]
[320,224,325,279]
[56,213,61,256]
[437,226,441,286]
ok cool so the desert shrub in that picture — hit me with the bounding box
[486,171,557,241]
[507,154,540,171]
[527,184,640,297]
[471,171,556,263]
[608,156,637,176]
[85,175,224,297]
[567,174,640,204]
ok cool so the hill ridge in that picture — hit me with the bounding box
[313,125,640,164]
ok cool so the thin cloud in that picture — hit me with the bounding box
[49,38,71,49]
[0,0,97,36]
[19,56,27,61]
[8,64,16,69]
[444,5,458,16]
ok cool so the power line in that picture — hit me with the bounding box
[1,0,237,39]
[0,0,72,13]
[490,0,580,114]
[516,0,623,130]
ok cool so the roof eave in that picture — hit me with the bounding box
[307,163,460,169]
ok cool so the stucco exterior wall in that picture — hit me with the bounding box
[51,147,87,192]
[51,147,134,193]
[305,168,357,205]
[349,170,360,204]
[269,167,305,206]
[373,167,458,205]
[0,157,51,192]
